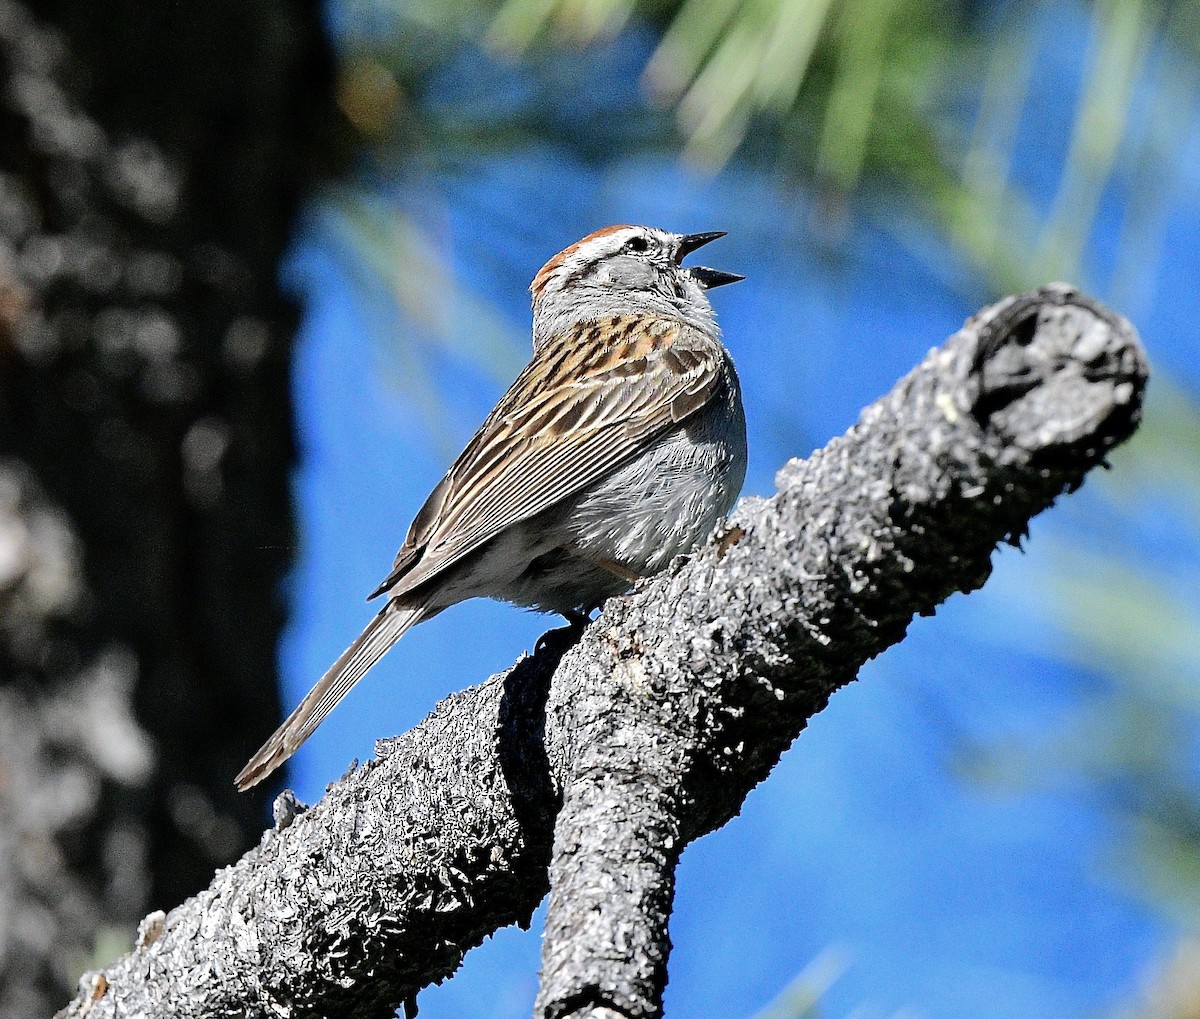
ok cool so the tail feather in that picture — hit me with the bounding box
[235,599,430,791]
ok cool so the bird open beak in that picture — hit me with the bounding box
[688,265,745,289]
[676,231,744,289]
[676,231,726,260]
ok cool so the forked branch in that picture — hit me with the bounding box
[58,286,1147,1019]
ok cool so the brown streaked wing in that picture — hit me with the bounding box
[379,316,722,599]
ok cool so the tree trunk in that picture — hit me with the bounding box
[0,2,339,1014]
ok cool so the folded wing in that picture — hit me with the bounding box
[372,315,723,601]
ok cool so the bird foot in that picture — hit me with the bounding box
[535,610,591,656]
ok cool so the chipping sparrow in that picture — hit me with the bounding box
[236,225,747,791]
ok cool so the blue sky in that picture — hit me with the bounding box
[274,7,1200,1017]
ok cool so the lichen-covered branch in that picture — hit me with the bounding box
[57,286,1147,1019]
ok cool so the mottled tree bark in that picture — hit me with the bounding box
[53,286,1146,1019]
[0,2,338,1015]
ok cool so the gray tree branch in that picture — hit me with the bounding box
[57,285,1147,1019]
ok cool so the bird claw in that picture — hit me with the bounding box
[535,610,591,656]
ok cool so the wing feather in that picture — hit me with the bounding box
[374,316,723,599]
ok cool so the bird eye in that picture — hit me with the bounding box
[624,236,649,253]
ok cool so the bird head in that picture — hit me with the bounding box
[530,225,742,347]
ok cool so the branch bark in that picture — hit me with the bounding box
[57,285,1147,1019]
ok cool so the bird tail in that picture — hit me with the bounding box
[235,599,432,791]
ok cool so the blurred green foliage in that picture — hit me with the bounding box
[333,0,1200,292]
[750,947,849,1019]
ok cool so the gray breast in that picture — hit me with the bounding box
[566,369,745,572]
